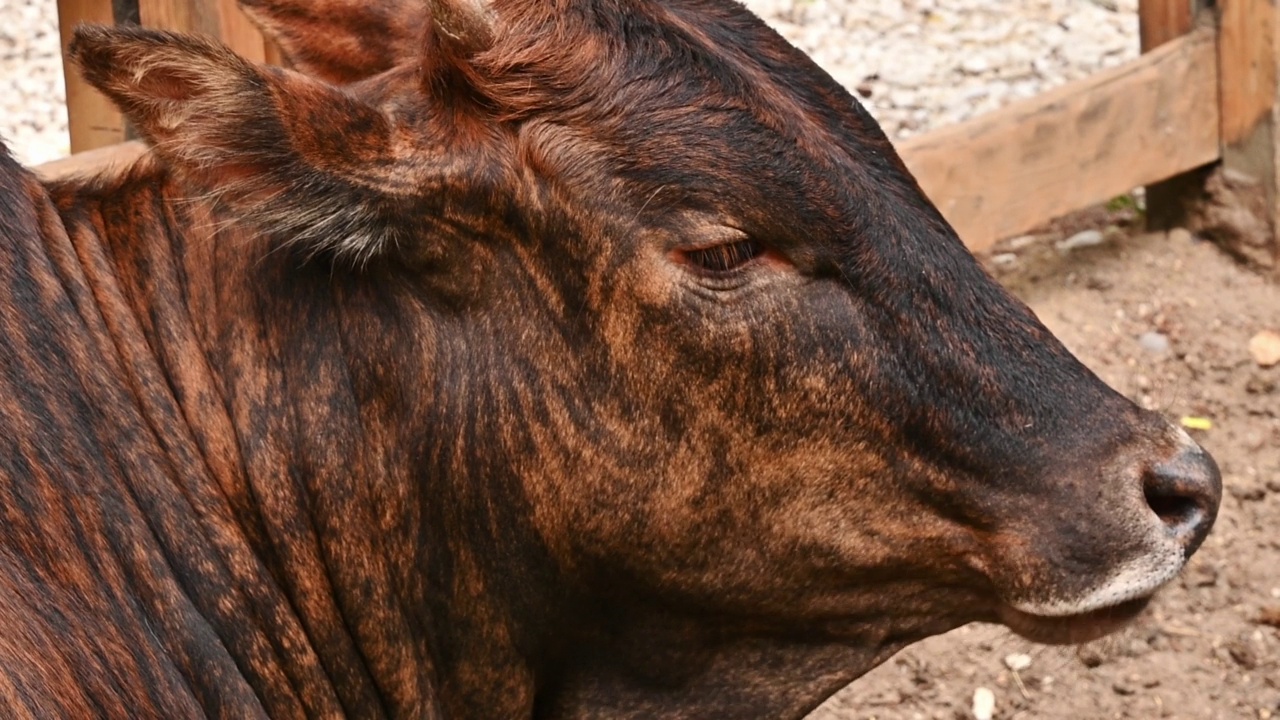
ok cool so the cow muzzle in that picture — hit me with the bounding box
[993,426,1221,645]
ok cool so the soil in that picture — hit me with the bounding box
[810,221,1280,720]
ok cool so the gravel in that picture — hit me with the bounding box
[740,0,1139,139]
[0,0,1139,167]
[1,0,70,166]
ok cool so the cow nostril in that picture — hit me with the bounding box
[1144,487,1200,531]
[1141,446,1221,556]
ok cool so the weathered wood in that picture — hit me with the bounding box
[899,28,1221,252]
[56,0,126,153]
[136,0,212,35]
[33,140,148,182]
[136,0,268,60]
[1219,0,1278,147]
[1139,0,1196,51]
[217,0,269,62]
[1138,0,1212,232]
[1214,0,1280,268]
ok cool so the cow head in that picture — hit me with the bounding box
[70,0,1220,715]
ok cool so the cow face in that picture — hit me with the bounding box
[71,0,1218,671]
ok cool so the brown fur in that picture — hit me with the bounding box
[0,1,1220,718]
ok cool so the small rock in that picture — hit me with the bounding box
[1003,653,1032,672]
[1183,560,1219,588]
[1006,234,1041,251]
[1056,229,1105,253]
[1256,605,1280,628]
[1168,227,1194,245]
[1122,639,1153,658]
[972,687,995,720]
[1225,638,1260,669]
[1085,275,1113,291]
[1139,332,1171,355]
[1228,475,1267,502]
[1250,330,1280,367]
[865,689,903,706]
[991,252,1018,268]
[1077,645,1107,668]
[1246,373,1277,395]
[1112,681,1136,696]
[960,55,990,74]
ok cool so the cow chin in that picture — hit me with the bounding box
[992,529,1187,645]
[997,596,1153,645]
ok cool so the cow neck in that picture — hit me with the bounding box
[530,594,932,720]
[39,159,560,718]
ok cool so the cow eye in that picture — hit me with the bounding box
[681,237,765,275]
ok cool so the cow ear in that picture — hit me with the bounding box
[70,24,411,262]
[237,0,425,84]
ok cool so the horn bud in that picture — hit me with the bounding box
[431,0,496,56]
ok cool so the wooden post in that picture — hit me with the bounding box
[137,0,269,61]
[1139,0,1197,50]
[1217,0,1280,268]
[57,0,127,154]
[1138,0,1214,233]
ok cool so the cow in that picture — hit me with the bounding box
[0,0,1220,718]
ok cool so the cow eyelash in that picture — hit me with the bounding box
[682,237,765,275]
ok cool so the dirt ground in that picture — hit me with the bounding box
[810,219,1280,720]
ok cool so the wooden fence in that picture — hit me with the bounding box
[36,0,1280,266]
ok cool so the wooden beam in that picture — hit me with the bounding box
[33,141,149,182]
[56,0,127,154]
[899,28,1221,252]
[1216,0,1280,268]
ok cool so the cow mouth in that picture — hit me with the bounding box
[996,596,1152,645]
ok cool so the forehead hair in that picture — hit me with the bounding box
[456,0,923,233]
[465,1,863,143]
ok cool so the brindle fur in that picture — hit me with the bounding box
[0,1,1219,718]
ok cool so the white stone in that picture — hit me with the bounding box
[1004,652,1033,671]
[972,687,996,720]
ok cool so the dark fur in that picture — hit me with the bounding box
[0,1,1219,718]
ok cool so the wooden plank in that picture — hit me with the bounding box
[56,0,127,154]
[1138,0,1212,232]
[218,0,269,62]
[1139,0,1195,51]
[137,0,269,60]
[33,141,149,182]
[1219,0,1277,147]
[1217,0,1280,268]
[137,0,212,35]
[899,28,1221,252]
